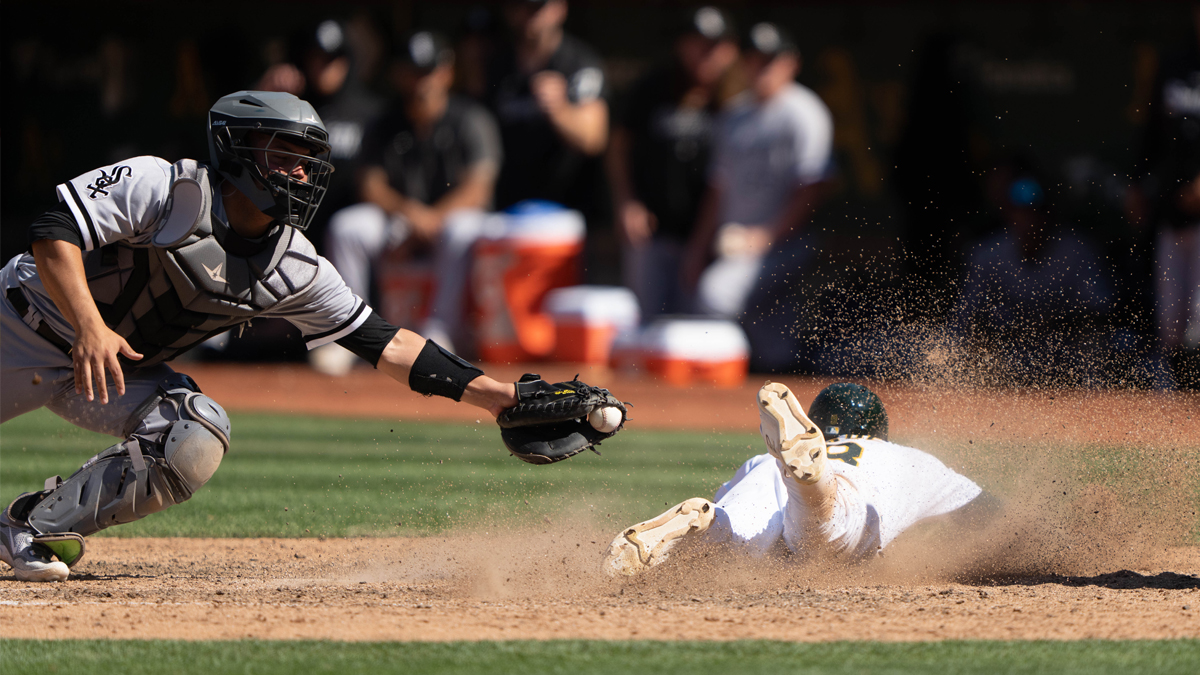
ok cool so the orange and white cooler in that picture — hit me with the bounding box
[640,318,750,387]
[376,259,434,331]
[544,285,640,364]
[471,201,585,362]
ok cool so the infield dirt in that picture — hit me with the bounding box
[1,364,1197,641]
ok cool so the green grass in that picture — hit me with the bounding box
[2,408,1196,541]
[1,639,1197,674]
[0,408,755,538]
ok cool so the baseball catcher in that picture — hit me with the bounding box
[0,91,624,583]
[604,382,989,576]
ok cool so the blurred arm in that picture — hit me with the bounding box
[531,71,609,156]
[606,126,655,245]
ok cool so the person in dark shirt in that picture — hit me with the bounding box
[319,31,502,371]
[485,0,608,215]
[257,19,385,254]
[606,6,739,318]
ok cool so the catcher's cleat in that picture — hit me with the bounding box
[758,382,828,485]
[0,513,69,582]
[604,498,715,577]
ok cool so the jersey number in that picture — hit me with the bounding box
[826,442,863,466]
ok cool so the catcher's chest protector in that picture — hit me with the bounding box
[83,160,319,365]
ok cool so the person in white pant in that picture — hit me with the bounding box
[319,31,502,371]
[604,382,986,575]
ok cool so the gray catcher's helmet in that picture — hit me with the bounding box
[207,91,334,230]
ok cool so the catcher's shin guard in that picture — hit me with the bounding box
[18,375,230,539]
[603,498,715,577]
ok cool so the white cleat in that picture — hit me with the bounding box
[757,382,828,485]
[0,515,69,582]
[604,498,716,577]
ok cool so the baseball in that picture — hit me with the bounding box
[588,406,622,433]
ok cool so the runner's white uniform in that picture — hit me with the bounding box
[707,435,982,560]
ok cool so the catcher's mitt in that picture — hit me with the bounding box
[498,374,629,464]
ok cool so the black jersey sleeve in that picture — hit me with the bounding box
[27,201,84,249]
[335,309,401,367]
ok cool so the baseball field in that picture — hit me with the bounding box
[2,363,1198,673]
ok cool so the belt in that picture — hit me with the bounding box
[5,286,74,355]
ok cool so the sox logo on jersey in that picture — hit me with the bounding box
[87,166,132,199]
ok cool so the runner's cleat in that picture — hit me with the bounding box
[604,498,715,576]
[757,382,828,485]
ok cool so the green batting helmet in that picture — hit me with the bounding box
[808,383,888,441]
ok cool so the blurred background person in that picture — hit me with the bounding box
[956,159,1114,386]
[683,22,833,371]
[256,19,384,255]
[1132,8,1200,390]
[485,0,609,221]
[317,31,502,373]
[607,6,740,320]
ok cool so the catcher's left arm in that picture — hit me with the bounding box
[373,332,627,463]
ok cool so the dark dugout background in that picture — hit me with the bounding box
[1,1,1189,377]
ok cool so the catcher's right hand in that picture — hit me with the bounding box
[497,374,628,464]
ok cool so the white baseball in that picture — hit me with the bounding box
[588,406,622,433]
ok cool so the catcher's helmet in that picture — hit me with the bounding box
[207,91,334,230]
[808,383,888,441]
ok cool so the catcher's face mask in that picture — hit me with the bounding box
[223,127,334,230]
[207,91,335,231]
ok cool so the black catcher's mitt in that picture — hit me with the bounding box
[498,374,629,464]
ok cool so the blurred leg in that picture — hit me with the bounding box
[326,203,405,301]
[624,237,686,320]
[428,210,498,346]
[695,254,764,318]
[741,235,820,371]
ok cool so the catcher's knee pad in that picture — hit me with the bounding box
[23,375,231,537]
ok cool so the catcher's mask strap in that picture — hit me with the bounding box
[409,339,484,402]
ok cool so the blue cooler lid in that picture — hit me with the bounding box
[504,199,567,216]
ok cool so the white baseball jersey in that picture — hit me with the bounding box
[709,435,981,561]
[10,155,370,364]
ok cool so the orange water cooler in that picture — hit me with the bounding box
[471,202,585,362]
[544,286,640,364]
[376,259,434,331]
[639,318,750,387]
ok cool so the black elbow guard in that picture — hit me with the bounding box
[408,339,484,401]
